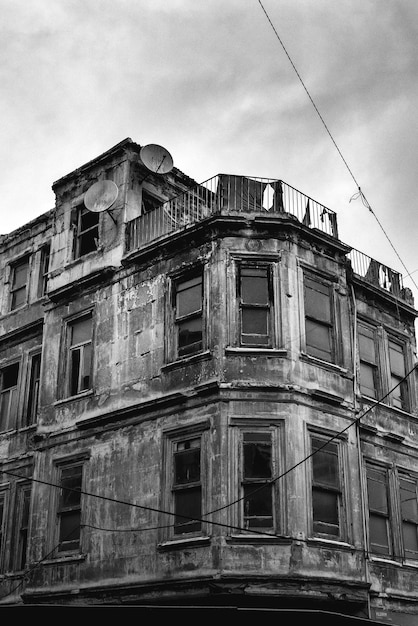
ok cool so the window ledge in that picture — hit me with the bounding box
[369,556,402,567]
[225,347,288,357]
[306,537,354,550]
[36,553,87,567]
[300,352,350,376]
[227,533,291,544]
[162,350,212,372]
[158,535,211,551]
[54,390,94,406]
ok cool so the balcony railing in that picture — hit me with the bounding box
[348,248,404,298]
[125,174,339,252]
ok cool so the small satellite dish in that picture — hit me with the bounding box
[84,180,119,213]
[140,144,173,175]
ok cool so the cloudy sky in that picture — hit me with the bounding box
[1,0,417,304]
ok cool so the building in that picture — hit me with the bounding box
[0,138,417,623]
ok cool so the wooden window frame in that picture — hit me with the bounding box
[303,273,337,364]
[63,312,94,398]
[0,361,20,432]
[72,204,100,259]
[9,256,30,311]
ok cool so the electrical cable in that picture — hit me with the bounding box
[257,0,418,293]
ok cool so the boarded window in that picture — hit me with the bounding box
[242,432,273,529]
[311,436,341,537]
[367,466,392,556]
[0,363,19,432]
[304,276,334,362]
[174,273,203,358]
[239,266,272,346]
[173,437,201,534]
[57,463,83,552]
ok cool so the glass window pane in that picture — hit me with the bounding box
[369,515,390,554]
[305,278,331,323]
[360,363,377,397]
[367,472,388,514]
[58,510,81,549]
[313,489,339,526]
[400,479,418,521]
[312,444,339,488]
[174,487,201,533]
[178,317,202,354]
[3,363,19,389]
[11,287,26,309]
[243,484,273,518]
[70,348,81,396]
[61,466,82,508]
[241,309,268,336]
[175,448,200,485]
[244,441,271,479]
[241,268,269,304]
[13,260,29,289]
[176,277,202,317]
[389,341,405,376]
[71,318,92,345]
[359,328,376,362]
[403,522,418,556]
[306,319,332,361]
[81,344,92,391]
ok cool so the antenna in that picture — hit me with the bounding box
[84,180,119,213]
[140,144,174,175]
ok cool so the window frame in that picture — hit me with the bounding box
[37,243,50,298]
[160,422,210,544]
[72,204,100,259]
[54,459,85,555]
[365,463,394,557]
[24,351,42,427]
[302,272,337,364]
[0,489,8,573]
[308,430,348,542]
[237,263,274,348]
[9,255,30,311]
[166,265,207,363]
[240,430,275,531]
[11,482,31,571]
[399,472,418,560]
[62,311,94,399]
[387,336,409,412]
[0,360,20,432]
[357,321,380,399]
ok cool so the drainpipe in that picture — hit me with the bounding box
[350,282,372,620]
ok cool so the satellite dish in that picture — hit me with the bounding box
[84,180,119,213]
[140,144,173,175]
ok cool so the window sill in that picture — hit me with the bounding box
[369,555,402,567]
[54,390,94,406]
[162,350,212,372]
[158,535,211,551]
[36,553,86,567]
[358,395,413,418]
[306,537,353,550]
[225,347,288,357]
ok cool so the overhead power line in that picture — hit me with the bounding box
[257,0,418,292]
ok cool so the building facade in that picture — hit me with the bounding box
[0,138,417,623]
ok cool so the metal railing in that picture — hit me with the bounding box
[348,248,404,298]
[125,174,339,251]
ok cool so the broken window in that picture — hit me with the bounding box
[311,435,342,538]
[304,275,335,362]
[388,339,409,411]
[358,323,379,399]
[400,475,418,559]
[239,265,272,347]
[10,256,30,311]
[242,432,273,530]
[366,465,392,556]
[173,437,201,535]
[57,462,83,552]
[141,189,162,213]
[37,243,50,298]
[12,484,31,571]
[0,362,19,432]
[25,352,41,427]
[173,272,203,358]
[73,205,99,258]
[67,314,93,397]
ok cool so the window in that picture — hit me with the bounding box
[57,462,83,552]
[366,465,393,556]
[66,314,93,397]
[37,244,50,298]
[242,432,273,530]
[10,256,29,311]
[172,271,204,359]
[400,475,418,559]
[238,265,272,347]
[0,362,19,432]
[311,435,343,538]
[73,205,99,258]
[25,353,41,426]
[13,484,31,571]
[358,323,379,399]
[388,338,409,411]
[0,491,6,572]
[304,275,335,362]
[142,189,162,213]
[173,437,202,535]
